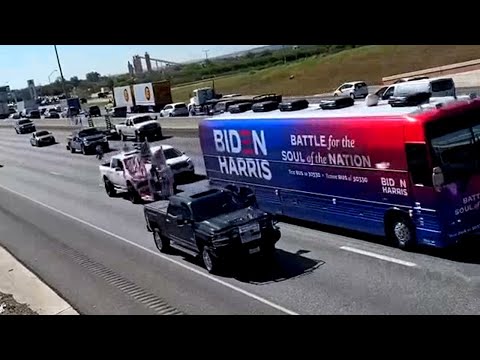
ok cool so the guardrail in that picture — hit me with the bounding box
[382,59,480,84]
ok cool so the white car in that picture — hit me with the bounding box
[333,81,369,99]
[160,102,189,117]
[150,145,195,179]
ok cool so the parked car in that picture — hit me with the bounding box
[333,81,369,99]
[143,187,281,273]
[44,110,60,119]
[66,127,109,155]
[14,119,36,134]
[30,130,56,147]
[89,105,101,117]
[27,110,41,119]
[160,102,189,117]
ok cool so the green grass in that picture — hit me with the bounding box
[171,45,480,102]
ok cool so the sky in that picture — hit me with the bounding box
[0,45,263,90]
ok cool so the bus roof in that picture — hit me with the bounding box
[205,96,476,122]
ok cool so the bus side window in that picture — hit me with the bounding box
[405,143,432,187]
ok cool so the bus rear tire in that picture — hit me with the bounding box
[386,214,415,250]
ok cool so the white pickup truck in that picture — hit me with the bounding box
[99,145,195,203]
[115,114,163,142]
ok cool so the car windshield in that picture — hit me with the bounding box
[36,131,49,136]
[19,120,31,125]
[174,103,186,109]
[191,192,245,222]
[78,128,101,137]
[132,116,151,124]
[163,148,183,159]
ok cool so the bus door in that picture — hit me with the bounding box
[404,142,442,244]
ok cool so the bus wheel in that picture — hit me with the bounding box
[387,215,415,250]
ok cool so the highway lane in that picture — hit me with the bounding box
[1,129,480,314]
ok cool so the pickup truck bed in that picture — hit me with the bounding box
[145,200,169,215]
[144,200,169,231]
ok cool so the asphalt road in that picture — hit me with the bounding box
[1,129,480,314]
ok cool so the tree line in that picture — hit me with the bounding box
[13,45,363,101]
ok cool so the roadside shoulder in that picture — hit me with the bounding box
[0,245,79,315]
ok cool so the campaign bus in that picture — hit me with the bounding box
[198,96,480,250]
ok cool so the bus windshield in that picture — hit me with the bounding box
[427,108,480,173]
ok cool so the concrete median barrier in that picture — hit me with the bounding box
[0,117,201,138]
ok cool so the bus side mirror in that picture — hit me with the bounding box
[432,166,444,192]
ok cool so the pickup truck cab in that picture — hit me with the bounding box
[144,187,281,273]
[66,127,109,155]
[115,114,162,142]
[99,150,152,203]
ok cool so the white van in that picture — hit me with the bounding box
[378,77,456,101]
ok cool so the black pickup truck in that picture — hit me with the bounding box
[144,186,281,273]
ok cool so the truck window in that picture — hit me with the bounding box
[180,204,192,220]
[167,203,181,217]
[132,116,151,124]
[111,159,123,169]
[405,143,432,186]
[431,79,454,93]
[383,87,394,99]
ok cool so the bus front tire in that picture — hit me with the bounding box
[386,215,415,250]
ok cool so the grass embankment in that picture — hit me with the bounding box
[171,45,480,102]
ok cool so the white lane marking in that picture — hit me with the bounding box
[340,246,417,267]
[49,172,62,176]
[0,183,298,315]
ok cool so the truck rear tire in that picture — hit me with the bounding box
[104,178,116,197]
[70,144,75,153]
[153,229,170,253]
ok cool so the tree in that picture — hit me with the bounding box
[106,77,115,90]
[86,71,101,82]
[70,76,80,87]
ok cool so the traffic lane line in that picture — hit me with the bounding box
[280,221,425,264]
[340,246,417,267]
[0,183,298,316]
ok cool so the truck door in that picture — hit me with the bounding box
[72,134,81,150]
[125,119,133,135]
[177,204,196,251]
[111,159,126,188]
[165,202,195,250]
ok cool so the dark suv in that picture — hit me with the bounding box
[14,119,36,134]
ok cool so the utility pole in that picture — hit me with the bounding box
[203,49,210,62]
[54,45,68,98]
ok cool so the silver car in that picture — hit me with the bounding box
[160,102,189,117]
[333,81,369,99]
